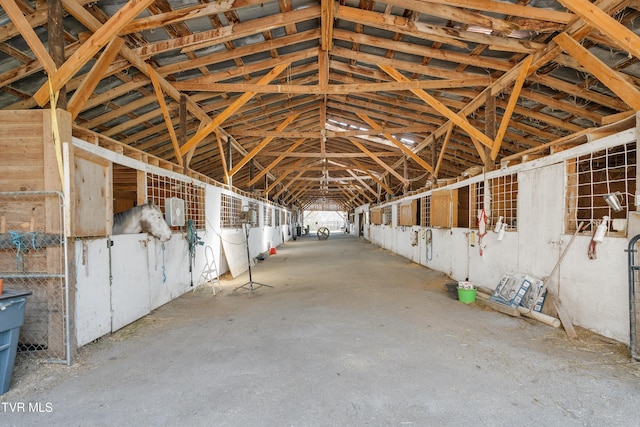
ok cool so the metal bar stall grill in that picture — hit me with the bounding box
[0,191,70,365]
[627,234,640,361]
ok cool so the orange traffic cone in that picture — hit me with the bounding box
[269,247,277,255]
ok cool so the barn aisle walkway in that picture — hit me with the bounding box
[2,234,640,426]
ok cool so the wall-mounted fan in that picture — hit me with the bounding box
[165,197,185,226]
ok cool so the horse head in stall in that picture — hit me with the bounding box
[112,203,172,242]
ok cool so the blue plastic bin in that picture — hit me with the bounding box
[0,289,32,395]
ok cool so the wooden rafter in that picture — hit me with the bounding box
[490,56,533,160]
[139,6,321,56]
[147,63,183,167]
[379,65,494,149]
[557,0,640,61]
[172,77,493,93]
[0,0,637,209]
[351,158,393,195]
[357,113,434,174]
[346,169,377,197]
[348,137,407,185]
[273,169,307,199]
[68,37,124,120]
[264,159,307,194]
[0,0,56,75]
[33,0,154,106]
[179,62,291,157]
[231,125,439,138]
[229,113,300,178]
[247,138,307,187]
[215,129,229,186]
[320,0,334,51]
[554,32,640,110]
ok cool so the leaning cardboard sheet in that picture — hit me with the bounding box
[490,272,546,312]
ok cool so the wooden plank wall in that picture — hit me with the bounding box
[0,111,46,192]
[0,109,73,359]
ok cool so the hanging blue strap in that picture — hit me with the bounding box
[161,242,167,284]
[8,230,38,271]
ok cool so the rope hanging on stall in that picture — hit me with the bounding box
[8,230,37,271]
[588,224,598,260]
[186,219,203,287]
[477,209,488,256]
[161,242,167,284]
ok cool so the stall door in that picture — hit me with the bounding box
[517,163,564,278]
[109,234,151,331]
[75,238,111,347]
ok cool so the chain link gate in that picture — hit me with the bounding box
[0,191,70,365]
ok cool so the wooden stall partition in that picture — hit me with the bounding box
[431,189,458,228]
[0,109,74,362]
[398,200,417,226]
[73,148,112,237]
[371,207,382,225]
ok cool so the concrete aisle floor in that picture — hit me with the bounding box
[2,234,640,426]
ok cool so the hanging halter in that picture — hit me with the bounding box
[477,209,488,256]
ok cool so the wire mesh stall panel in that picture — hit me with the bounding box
[147,172,206,230]
[566,141,636,235]
[0,192,69,364]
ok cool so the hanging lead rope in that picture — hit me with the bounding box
[8,230,37,271]
[588,224,598,260]
[186,219,203,287]
[477,209,488,256]
[161,242,167,283]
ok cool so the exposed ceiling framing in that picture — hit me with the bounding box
[1,0,639,211]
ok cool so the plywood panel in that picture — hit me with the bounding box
[431,190,451,228]
[74,149,112,237]
[399,200,417,226]
[221,230,250,278]
[0,111,45,192]
[371,207,382,225]
[0,109,71,194]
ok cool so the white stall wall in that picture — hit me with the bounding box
[72,141,292,348]
[75,238,111,347]
[148,235,191,308]
[359,127,637,344]
[75,232,193,344]
[517,164,565,279]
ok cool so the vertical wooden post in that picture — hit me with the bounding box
[227,137,233,188]
[403,156,408,195]
[137,170,147,206]
[485,92,497,215]
[48,0,67,109]
[179,95,187,172]
[485,92,496,168]
[431,140,437,181]
[249,159,255,193]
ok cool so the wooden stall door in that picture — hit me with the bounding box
[110,235,151,331]
[518,163,564,278]
[431,189,459,228]
[73,150,112,237]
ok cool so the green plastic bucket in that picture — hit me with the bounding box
[457,288,476,304]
